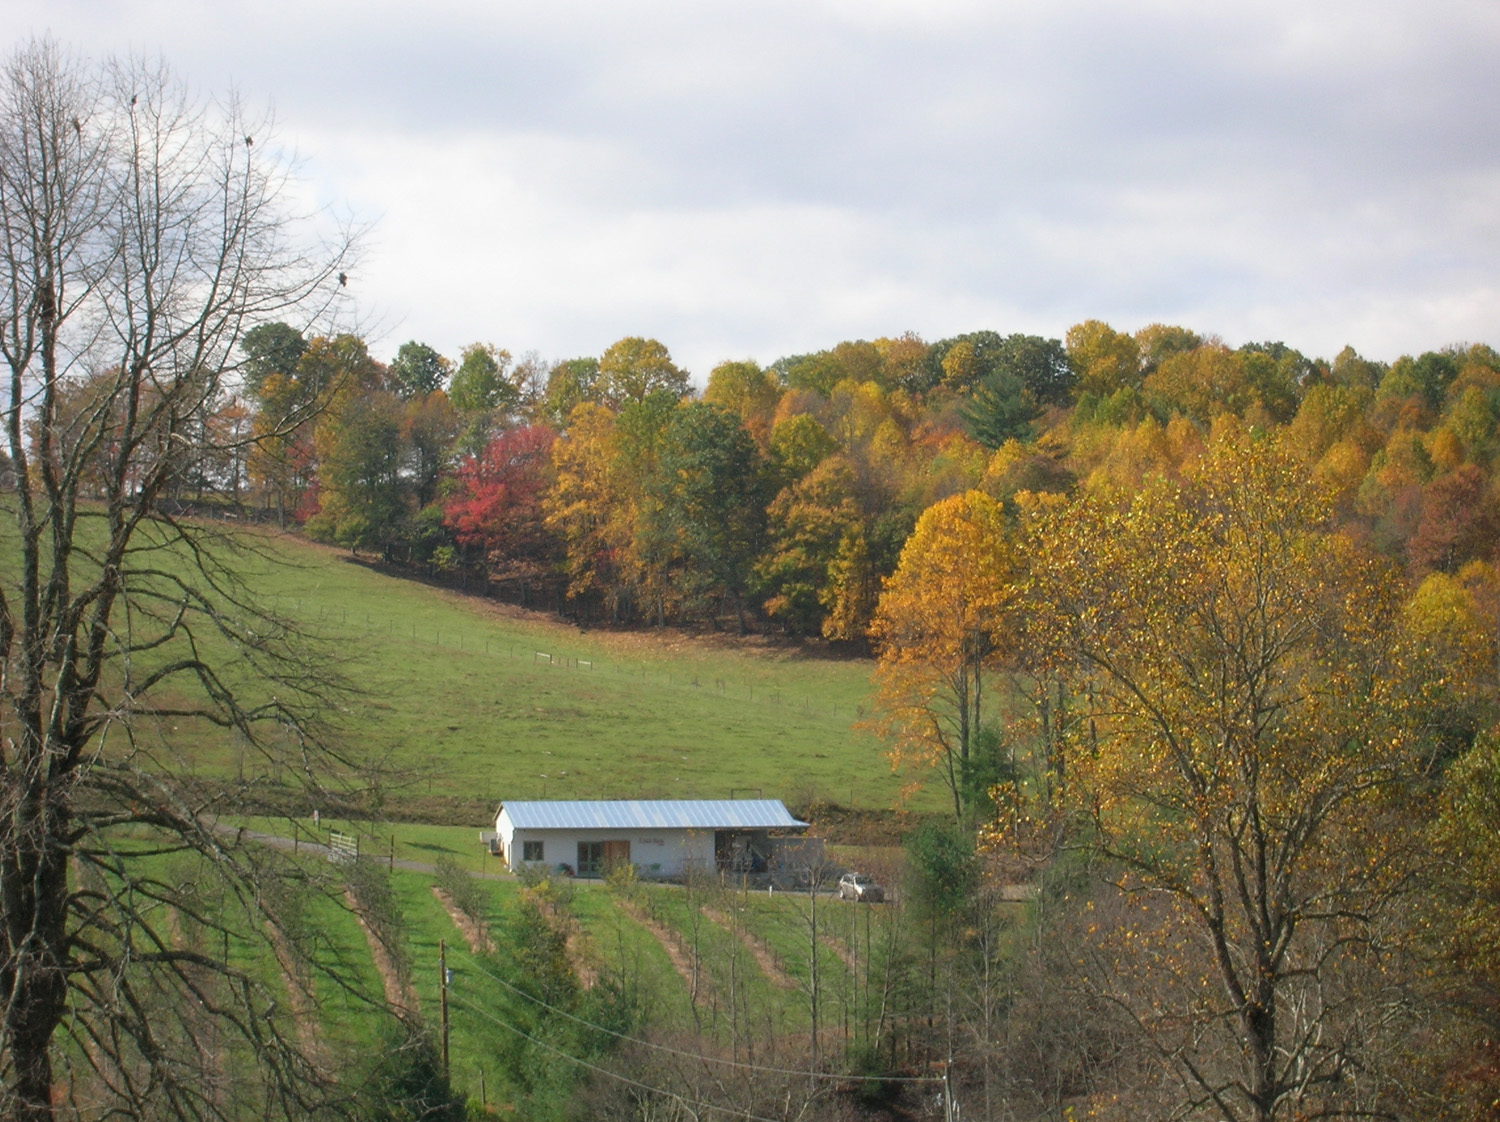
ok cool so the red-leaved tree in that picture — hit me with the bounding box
[444,424,558,578]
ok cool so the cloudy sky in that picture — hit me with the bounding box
[13,0,1500,378]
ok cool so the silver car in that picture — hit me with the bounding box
[838,872,884,903]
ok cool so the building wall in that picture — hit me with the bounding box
[495,816,715,878]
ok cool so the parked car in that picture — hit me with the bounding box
[838,872,884,903]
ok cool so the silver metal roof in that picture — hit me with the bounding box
[498,799,807,832]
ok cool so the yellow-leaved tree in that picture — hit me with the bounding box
[1019,426,1439,1122]
[870,490,1016,820]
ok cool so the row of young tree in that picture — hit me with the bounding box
[863,423,1500,1120]
[199,317,1500,646]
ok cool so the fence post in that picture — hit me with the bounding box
[439,939,450,1079]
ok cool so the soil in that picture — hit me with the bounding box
[800,803,946,848]
[819,934,857,971]
[266,923,326,1061]
[431,886,495,955]
[329,547,873,663]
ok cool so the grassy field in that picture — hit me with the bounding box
[0,506,937,819]
[191,529,921,817]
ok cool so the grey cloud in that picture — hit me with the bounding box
[12,0,1500,362]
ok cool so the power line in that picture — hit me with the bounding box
[448,944,940,1085]
[448,991,789,1122]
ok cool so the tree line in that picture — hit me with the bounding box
[161,318,1500,649]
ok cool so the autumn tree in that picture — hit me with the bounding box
[401,388,460,509]
[876,331,931,394]
[1409,463,1499,575]
[243,324,315,524]
[240,321,308,399]
[539,356,601,425]
[545,394,678,623]
[1142,341,1252,423]
[1134,322,1201,373]
[299,335,398,551]
[870,490,1015,819]
[1019,426,1440,1122]
[1065,319,1141,398]
[444,424,557,587]
[545,403,632,615]
[1426,730,1500,1116]
[448,342,515,415]
[703,359,781,445]
[598,336,689,407]
[0,41,365,1120]
[767,413,838,489]
[448,342,517,455]
[754,456,862,635]
[991,333,1074,406]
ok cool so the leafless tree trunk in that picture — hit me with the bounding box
[0,39,360,1121]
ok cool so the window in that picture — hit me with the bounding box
[522,840,544,862]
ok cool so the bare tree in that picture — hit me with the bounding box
[0,39,364,1121]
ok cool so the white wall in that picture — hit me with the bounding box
[495,813,715,878]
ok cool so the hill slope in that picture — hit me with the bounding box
[215,533,906,815]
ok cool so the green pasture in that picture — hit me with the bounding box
[248,536,892,810]
[232,817,501,874]
[0,506,916,814]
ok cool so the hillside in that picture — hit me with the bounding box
[185,530,912,820]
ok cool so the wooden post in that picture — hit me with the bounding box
[439,939,450,1080]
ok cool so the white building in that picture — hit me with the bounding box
[491,799,810,879]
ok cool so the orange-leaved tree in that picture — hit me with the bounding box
[870,490,1016,820]
[1020,425,1440,1122]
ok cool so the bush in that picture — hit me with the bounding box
[432,853,487,923]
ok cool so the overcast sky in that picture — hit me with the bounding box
[12,0,1500,379]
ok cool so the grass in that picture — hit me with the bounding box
[233,816,502,875]
[132,524,913,813]
[0,504,935,818]
[247,536,892,811]
[567,881,697,1030]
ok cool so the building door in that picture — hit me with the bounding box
[602,840,631,872]
[577,841,603,877]
[579,840,630,877]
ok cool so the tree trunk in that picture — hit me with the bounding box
[2,799,70,1122]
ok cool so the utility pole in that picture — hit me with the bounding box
[439,939,450,1080]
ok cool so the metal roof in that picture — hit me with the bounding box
[498,799,807,832]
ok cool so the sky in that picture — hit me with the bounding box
[10,0,1500,380]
